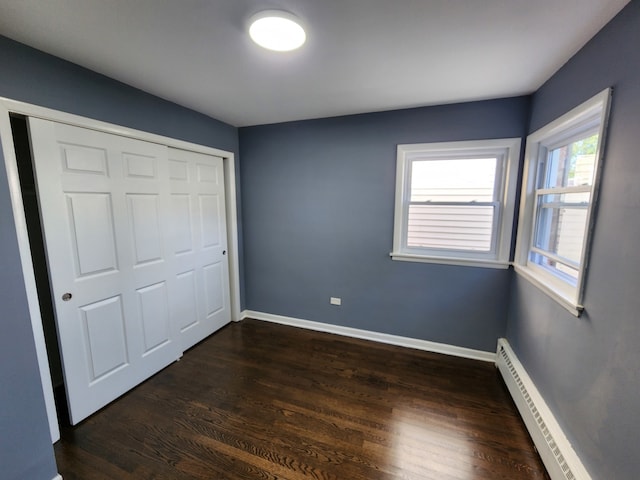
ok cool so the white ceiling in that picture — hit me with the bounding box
[0,0,630,127]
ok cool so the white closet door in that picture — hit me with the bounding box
[168,148,230,351]
[29,118,181,424]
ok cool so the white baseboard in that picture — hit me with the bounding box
[496,338,592,480]
[241,310,495,362]
[52,475,63,480]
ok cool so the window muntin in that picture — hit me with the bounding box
[514,89,611,315]
[392,139,520,268]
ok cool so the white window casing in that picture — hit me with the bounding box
[391,138,521,269]
[513,88,612,316]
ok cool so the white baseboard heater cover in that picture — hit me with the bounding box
[496,338,592,480]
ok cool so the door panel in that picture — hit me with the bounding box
[66,192,118,276]
[60,142,108,175]
[204,262,225,316]
[137,282,171,354]
[169,158,189,180]
[80,296,128,381]
[196,162,218,183]
[200,194,222,247]
[127,193,163,265]
[175,270,198,332]
[29,118,181,424]
[171,194,193,254]
[168,148,230,351]
[124,152,158,179]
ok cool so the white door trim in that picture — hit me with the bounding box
[0,96,242,443]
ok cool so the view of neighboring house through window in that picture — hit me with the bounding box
[392,138,520,268]
[532,133,598,282]
[408,157,497,252]
[514,88,611,315]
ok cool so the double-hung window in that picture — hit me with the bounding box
[514,89,611,315]
[392,138,520,268]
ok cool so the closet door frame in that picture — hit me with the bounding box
[0,96,241,444]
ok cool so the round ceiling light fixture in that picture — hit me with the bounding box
[248,10,306,52]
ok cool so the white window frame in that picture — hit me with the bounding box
[391,138,521,269]
[513,88,612,316]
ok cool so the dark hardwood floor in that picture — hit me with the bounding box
[54,319,549,479]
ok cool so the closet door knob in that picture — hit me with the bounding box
[62,292,73,301]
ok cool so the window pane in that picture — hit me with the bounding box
[408,204,494,251]
[411,158,497,202]
[543,133,598,188]
[534,193,590,264]
[531,252,579,283]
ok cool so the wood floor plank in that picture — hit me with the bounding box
[54,319,550,479]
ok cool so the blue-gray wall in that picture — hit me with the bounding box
[0,146,57,480]
[4,1,638,477]
[0,36,239,479]
[0,37,238,153]
[239,98,529,352]
[506,2,640,478]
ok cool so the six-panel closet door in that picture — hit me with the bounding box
[28,118,230,424]
[168,148,230,351]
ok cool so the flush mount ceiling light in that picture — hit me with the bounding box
[248,10,306,52]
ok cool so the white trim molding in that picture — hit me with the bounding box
[242,310,495,362]
[53,475,63,480]
[496,338,592,480]
[391,252,510,269]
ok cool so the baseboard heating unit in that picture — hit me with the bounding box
[496,338,592,480]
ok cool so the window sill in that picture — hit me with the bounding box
[512,264,584,317]
[390,252,509,269]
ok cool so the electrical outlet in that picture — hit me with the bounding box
[330,297,342,306]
